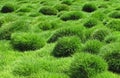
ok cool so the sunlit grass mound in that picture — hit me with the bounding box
[104,31,120,43]
[109,11,120,19]
[11,33,45,51]
[39,6,58,15]
[47,26,85,43]
[83,18,98,28]
[85,26,102,40]
[52,36,82,57]
[104,51,120,73]
[37,21,59,31]
[82,40,103,54]
[100,43,120,73]
[0,3,15,13]
[93,72,120,78]
[82,3,97,13]
[70,53,108,78]
[106,19,120,31]
[12,57,40,76]
[91,28,111,41]
[54,4,69,12]
[61,0,73,5]
[0,20,30,40]
[91,11,106,21]
[60,11,83,21]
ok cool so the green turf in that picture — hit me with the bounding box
[0,0,120,78]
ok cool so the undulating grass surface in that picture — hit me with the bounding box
[0,0,120,78]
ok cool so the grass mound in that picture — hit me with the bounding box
[83,18,98,28]
[11,33,45,51]
[12,57,40,76]
[0,20,30,40]
[54,4,69,12]
[39,6,58,15]
[60,11,83,21]
[61,0,73,5]
[82,40,103,54]
[37,21,59,31]
[52,36,82,57]
[70,53,108,78]
[91,11,106,21]
[82,3,97,13]
[1,4,15,13]
[104,51,120,73]
[104,32,120,43]
[106,19,120,31]
[91,28,111,41]
[100,43,120,73]
[109,11,120,19]
[47,26,85,43]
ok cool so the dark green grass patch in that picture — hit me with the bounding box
[39,6,58,15]
[100,43,120,73]
[0,3,15,13]
[91,28,111,41]
[82,40,103,54]
[61,0,73,5]
[11,33,45,51]
[82,3,97,13]
[52,36,82,57]
[104,31,120,43]
[83,18,98,28]
[0,20,30,40]
[106,19,120,31]
[54,4,69,12]
[47,26,86,43]
[60,11,83,21]
[91,11,106,21]
[70,53,108,78]
[109,11,120,19]
[37,20,60,31]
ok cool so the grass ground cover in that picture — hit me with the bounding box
[0,0,120,78]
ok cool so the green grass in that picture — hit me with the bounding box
[0,0,120,78]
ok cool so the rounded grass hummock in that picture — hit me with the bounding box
[104,51,120,73]
[93,72,120,78]
[12,57,40,76]
[11,33,45,51]
[47,26,86,43]
[82,40,103,54]
[39,6,58,15]
[83,18,98,28]
[82,3,97,13]
[38,21,53,31]
[108,11,120,19]
[106,19,120,31]
[52,36,82,57]
[70,53,108,78]
[61,0,73,5]
[37,20,59,31]
[1,3,15,13]
[54,4,69,12]
[100,43,120,73]
[91,28,111,41]
[91,11,106,21]
[104,31,120,43]
[60,11,83,21]
[0,20,30,40]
